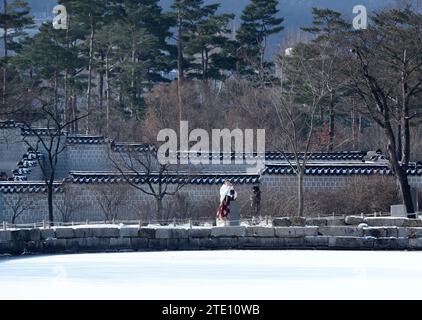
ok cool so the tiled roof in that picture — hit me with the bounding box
[111,143,155,152]
[67,135,108,145]
[10,149,43,182]
[265,164,422,176]
[0,183,64,194]
[265,151,368,161]
[67,172,260,185]
[0,120,20,129]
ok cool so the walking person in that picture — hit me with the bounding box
[216,180,237,226]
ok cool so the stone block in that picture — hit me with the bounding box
[374,238,399,250]
[306,218,327,226]
[305,236,330,248]
[407,228,422,238]
[295,227,318,237]
[0,230,12,241]
[130,238,148,250]
[178,238,190,250]
[345,216,365,225]
[11,230,30,241]
[363,227,398,238]
[326,218,346,226]
[245,227,275,237]
[318,226,362,237]
[214,237,238,249]
[84,237,110,251]
[328,236,375,250]
[403,219,422,228]
[139,228,156,239]
[66,238,85,251]
[273,217,291,227]
[148,239,168,250]
[91,228,119,238]
[25,240,43,253]
[409,238,422,249]
[364,217,406,227]
[40,229,55,240]
[55,228,75,239]
[110,238,132,249]
[72,228,90,238]
[291,217,306,226]
[29,229,41,241]
[275,227,317,238]
[0,240,16,254]
[119,227,140,238]
[197,238,217,249]
[283,237,305,248]
[166,239,179,250]
[43,239,67,253]
[188,228,211,238]
[155,228,171,239]
[188,238,201,250]
[210,227,246,238]
[171,229,189,239]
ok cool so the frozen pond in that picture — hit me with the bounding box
[1,250,422,300]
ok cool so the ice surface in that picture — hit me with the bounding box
[1,250,422,300]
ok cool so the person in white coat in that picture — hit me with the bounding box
[216,180,237,226]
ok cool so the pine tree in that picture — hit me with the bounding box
[59,0,108,133]
[171,0,235,80]
[237,0,283,82]
[0,0,33,105]
[301,8,351,151]
[103,0,173,119]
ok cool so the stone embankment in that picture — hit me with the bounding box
[1,217,422,255]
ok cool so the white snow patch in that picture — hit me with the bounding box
[1,251,422,300]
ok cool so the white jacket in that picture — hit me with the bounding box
[220,185,237,203]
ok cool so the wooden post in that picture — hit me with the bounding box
[86,219,89,225]
[189,219,192,230]
[42,220,46,229]
[2,221,6,231]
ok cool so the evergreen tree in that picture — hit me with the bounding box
[0,0,33,105]
[171,0,235,80]
[301,8,351,151]
[59,0,108,133]
[237,0,283,82]
[106,0,174,119]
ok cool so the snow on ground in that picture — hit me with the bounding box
[1,250,422,300]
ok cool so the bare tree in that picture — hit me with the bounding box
[2,195,33,225]
[342,8,422,215]
[109,144,189,222]
[94,184,128,223]
[54,185,82,223]
[21,101,86,225]
[270,43,326,217]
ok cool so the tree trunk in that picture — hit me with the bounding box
[297,168,305,217]
[86,16,95,134]
[177,12,184,123]
[2,0,8,105]
[99,69,104,115]
[384,122,415,214]
[47,183,54,226]
[105,53,110,137]
[156,197,163,222]
[328,91,335,152]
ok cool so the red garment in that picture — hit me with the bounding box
[216,196,231,219]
